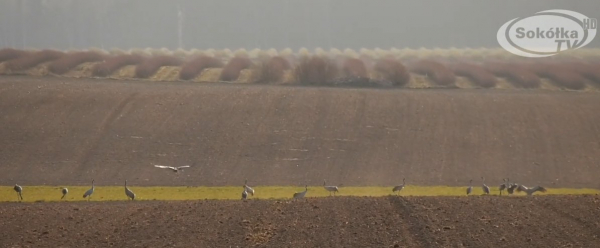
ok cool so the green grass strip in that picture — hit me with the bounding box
[1,186,598,202]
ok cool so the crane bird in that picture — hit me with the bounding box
[323,180,339,196]
[125,180,135,200]
[244,179,254,196]
[293,185,308,199]
[154,165,190,172]
[83,180,95,201]
[13,184,23,201]
[507,182,519,195]
[499,178,507,196]
[481,177,490,195]
[392,178,406,195]
[61,188,68,200]
[466,179,473,195]
[516,185,547,196]
[242,188,248,200]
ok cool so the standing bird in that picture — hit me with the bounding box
[242,188,248,200]
[83,180,95,201]
[13,184,23,201]
[125,180,135,200]
[392,178,406,195]
[466,179,473,195]
[61,188,68,200]
[244,179,255,196]
[499,178,507,196]
[293,185,308,199]
[481,177,490,195]
[516,185,547,196]
[323,180,339,196]
[507,183,519,195]
[154,165,191,173]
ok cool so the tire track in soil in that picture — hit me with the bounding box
[532,196,600,244]
[515,197,590,247]
[264,197,411,247]
[241,87,296,187]
[297,89,334,183]
[325,198,345,247]
[74,92,138,170]
[389,196,437,247]
[4,77,600,187]
[256,199,318,247]
[1,197,600,247]
[415,196,531,247]
[240,200,277,247]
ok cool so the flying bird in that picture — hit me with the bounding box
[61,188,68,200]
[516,185,547,196]
[83,180,95,201]
[13,184,23,201]
[154,165,191,172]
[392,178,406,195]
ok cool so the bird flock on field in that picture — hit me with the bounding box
[10,164,547,201]
[466,177,547,196]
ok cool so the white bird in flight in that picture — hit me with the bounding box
[516,185,547,196]
[154,165,191,172]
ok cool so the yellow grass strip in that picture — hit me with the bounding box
[1,186,598,202]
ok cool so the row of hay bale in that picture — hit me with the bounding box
[1,48,600,90]
[4,46,600,62]
[28,46,600,61]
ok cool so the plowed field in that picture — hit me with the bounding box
[1,196,599,247]
[1,76,600,188]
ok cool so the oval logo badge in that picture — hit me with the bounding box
[497,9,597,57]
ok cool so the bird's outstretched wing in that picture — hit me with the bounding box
[177,165,191,169]
[154,165,175,170]
[516,185,528,192]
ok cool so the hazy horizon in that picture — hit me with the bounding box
[1,0,599,50]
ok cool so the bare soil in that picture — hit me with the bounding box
[0,196,599,247]
[2,76,600,247]
[1,76,600,188]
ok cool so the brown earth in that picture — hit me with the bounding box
[1,76,600,247]
[0,76,600,188]
[0,196,599,247]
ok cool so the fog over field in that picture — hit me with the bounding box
[1,0,599,50]
[3,2,600,246]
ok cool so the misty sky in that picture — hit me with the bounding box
[0,0,599,50]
